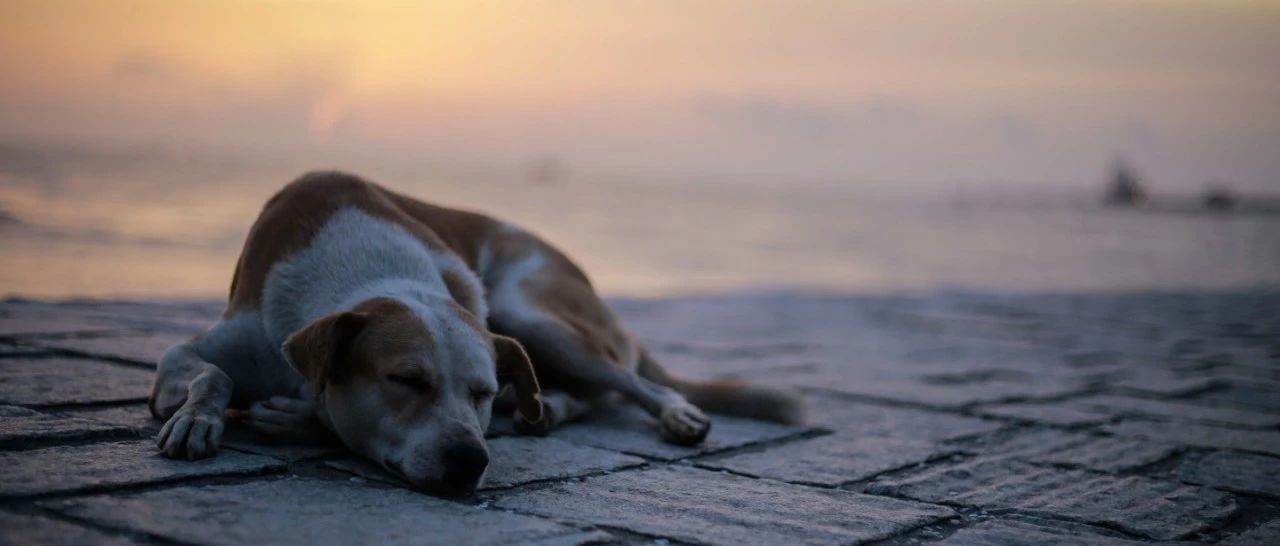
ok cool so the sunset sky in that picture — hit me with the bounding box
[2,0,1278,191]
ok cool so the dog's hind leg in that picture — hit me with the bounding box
[244,396,330,444]
[492,316,710,445]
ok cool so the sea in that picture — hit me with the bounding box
[2,147,1277,300]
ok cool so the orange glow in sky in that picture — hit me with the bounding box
[2,0,1279,189]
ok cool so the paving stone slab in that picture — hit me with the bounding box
[1193,383,1280,414]
[0,511,146,546]
[1067,395,1280,428]
[955,428,1179,473]
[781,367,1086,409]
[0,357,152,407]
[0,405,133,448]
[939,519,1149,545]
[1103,419,1280,456]
[53,300,221,332]
[975,401,1114,427]
[326,436,647,490]
[1221,520,1280,546]
[223,440,342,463]
[867,457,1237,540]
[551,405,804,461]
[27,331,192,367]
[1176,451,1280,499]
[1110,369,1221,397]
[215,424,343,462]
[0,305,123,338]
[0,440,285,498]
[807,394,1003,442]
[68,405,161,434]
[44,476,609,546]
[701,434,950,486]
[495,465,955,545]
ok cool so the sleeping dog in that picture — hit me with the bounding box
[150,171,804,496]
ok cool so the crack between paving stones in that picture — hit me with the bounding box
[0,463,289,504]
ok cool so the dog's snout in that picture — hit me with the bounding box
[442,442,488,490]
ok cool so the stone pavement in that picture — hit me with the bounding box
[1,290,1278,545]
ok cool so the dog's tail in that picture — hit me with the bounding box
[638,350,807,425]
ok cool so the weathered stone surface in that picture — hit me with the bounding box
[1111,368,1221,397]
[808,394,1002,442]
[867,458,1237,540]
[956,428,1178,473]
[1177,451,1280,498]
[1103,419,1280,456]
[0,511,145,546]
[0,358,152,407]
[52,300,220,332]
[0,405,133,448]
[45,477,609,546]
[780,368,1086,409]
[495,466,955,546]
[484,436,646,488]
[0,440,284,498]
[1068,395,1280,428]
[30,331,191,367]
[552,405,804,460]
[701,434,949,486]
[975,401,1113,426]
[326,436,646,490]
[1221,520,1280,546]
[1194,383,1280,414]
[939,519,1148,545]
[69,405,160,434]
[223,439,341,463]
[0,303,123,338]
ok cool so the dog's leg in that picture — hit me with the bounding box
[510,389,591,436]
[494,319,710,445]
[152,342,233,459]
[244,396,330,443]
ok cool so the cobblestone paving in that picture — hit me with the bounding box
[1,290,1278,545]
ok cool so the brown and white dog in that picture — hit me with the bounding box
[150,171,804,496]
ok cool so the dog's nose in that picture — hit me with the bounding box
[442,442,489,491]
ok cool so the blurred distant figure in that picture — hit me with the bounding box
[1104,160,1148,207]
[1202,182,1237,212]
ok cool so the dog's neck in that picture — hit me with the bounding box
[261,207,452,345]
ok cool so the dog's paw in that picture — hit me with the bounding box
[156,403,224,460]
[245,396,323,442]
[659,402,711,446]
[512,407,552,436]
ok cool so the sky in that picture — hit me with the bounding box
[2,0,1279,192]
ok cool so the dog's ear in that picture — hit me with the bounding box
[283,311,369,395]
[493,334,543,423]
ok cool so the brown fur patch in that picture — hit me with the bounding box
[226,172,497,315]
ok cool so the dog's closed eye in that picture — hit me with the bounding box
[470,387,496,407]
[387,372,430,391]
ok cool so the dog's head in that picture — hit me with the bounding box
[283,296,541,496]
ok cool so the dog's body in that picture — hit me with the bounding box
[150,171,803,495]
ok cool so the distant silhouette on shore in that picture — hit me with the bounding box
[1104,160,1147,207]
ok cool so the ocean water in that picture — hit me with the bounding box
[1,153,1278,299]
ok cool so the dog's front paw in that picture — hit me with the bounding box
[245,396,326,442]
[659,403,711,446]
[156,403,224,460]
